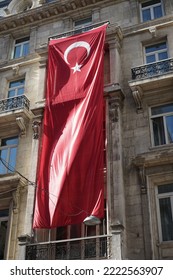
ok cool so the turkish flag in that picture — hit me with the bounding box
[33,24,107,228]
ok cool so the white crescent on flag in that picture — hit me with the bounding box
[64,41,91,73]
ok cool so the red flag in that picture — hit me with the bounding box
[33,24,107,228]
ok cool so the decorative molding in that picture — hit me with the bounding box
[0,0,117,34]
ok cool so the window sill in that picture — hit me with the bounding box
[158,240,173,249]
[149,143,173,151]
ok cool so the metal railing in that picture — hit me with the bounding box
[26,235,111,260]
[0,95,30,113]
[131,58,173,80]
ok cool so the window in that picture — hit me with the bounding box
[150,103,173,146]
[0,209,9,259]
[8,79,25,98]
[0,136,18,174]
[157,183,173,241]
[141,0,163,22]
[74,17,92,34]
[13,37,29,59]
[145,42,168,64]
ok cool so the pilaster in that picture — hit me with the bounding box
[104,83,125,259]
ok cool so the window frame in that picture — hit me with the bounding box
[155,183,173,242]
[0,136,19,174]
[149,103,173,147]
[140,0,164,22]
[12,37,30,59]
[74,17,92,34]
[8,78,25,98]
[144,41,168,64]
[0,210,9,260]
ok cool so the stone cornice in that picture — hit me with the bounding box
[123,14,173,37]
[133,146,173,168]
[0,0,116,34]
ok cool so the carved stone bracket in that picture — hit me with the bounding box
[16,116,26,137]
[104,83,125,123]
[12,65,20,76]
[131,86,143,113]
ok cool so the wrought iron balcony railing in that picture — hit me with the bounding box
[0,95,30,114]
[131,58,173,80]
[26,235,111,260]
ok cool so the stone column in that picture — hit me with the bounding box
[17,119,41,260]
[104,84,125,259]
[107,27,123,85]
[138,166,152,259]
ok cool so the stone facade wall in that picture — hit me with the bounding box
[0,0,173,260]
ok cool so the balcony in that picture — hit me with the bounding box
[129,58,173,111]
[0,95,30,113]
[0,95,33,137]
[131,58,173,81]
[26,235,111,260]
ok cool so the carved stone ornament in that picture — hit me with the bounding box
[32,120,41,139]
[139,166,147,194]
[108,98,119,122]
[104,83,125,123]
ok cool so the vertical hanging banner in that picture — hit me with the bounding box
[33,24,107,228]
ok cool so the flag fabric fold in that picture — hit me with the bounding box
[33,24,107,228]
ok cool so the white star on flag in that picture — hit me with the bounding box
[71,63,82,73]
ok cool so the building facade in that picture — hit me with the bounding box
[0,0,173,260]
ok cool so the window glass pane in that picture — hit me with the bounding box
[23,42,29,56]
[17,87,24,96]
[9,80,25,88]
[142,9,151,22]
[157,42,167,51]
[13,45,21,59]
[0,220,8,260]
[158,184,173,194]
[146,55,156,63]
[158,52,168,60]
[146,43,167,54]
[151,104,173,115]
[153,5,162,18]
[152,117,166,145]
[166,116,173,143]
[0,149,8,174]
[8,89,15,98]
[9,147,17,171]
[159,197,173,241]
